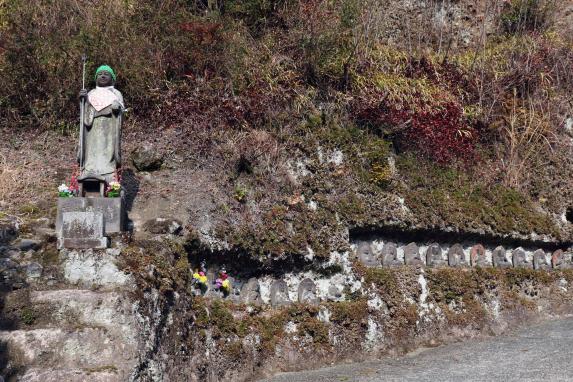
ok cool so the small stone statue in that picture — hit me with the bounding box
[404,242,424,266]
[298,278,319,304]
[426,244,446,267]
[448,244,468,267]
[270,279,291,307]
[470,244,488,267]
[512,248,532,269]
[533,249,550,270]
[492,246,512,268]
[381,242,403,267]
[356,241,380,267]
[78,65,124,182]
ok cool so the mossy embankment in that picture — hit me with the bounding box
[117,237,573,380]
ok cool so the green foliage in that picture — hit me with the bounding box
[20,307,36,325]
[191,298,239,338]
[234,183,248,203]
[502,268,554,287]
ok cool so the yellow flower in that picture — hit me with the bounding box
[109,181,121,191]
[222,279,231,291]
[193,273,208,284]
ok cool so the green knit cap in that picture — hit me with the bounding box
[95,65,116,81]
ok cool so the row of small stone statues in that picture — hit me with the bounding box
[196,276,323,307]
[356,241,571,270]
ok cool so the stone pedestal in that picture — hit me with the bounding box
[56,197,124,235]
[58,211,108,249]
[56,197,124,249]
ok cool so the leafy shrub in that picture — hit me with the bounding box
[0,0,228,126]
[500,0,557,34]
[353,56,479,165]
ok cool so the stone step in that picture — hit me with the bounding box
[0,326,135,370]
[19,367,124,382]
[29,289,136,331]
[59,248,133,289]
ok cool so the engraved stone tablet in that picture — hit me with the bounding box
[58,211,108,249]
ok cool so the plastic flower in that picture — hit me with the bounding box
[58,184,69,193]
[193,271,208,285]
[109,181,121,191]
[215,271,231,293]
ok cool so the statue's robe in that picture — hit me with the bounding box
[78,86,123,182]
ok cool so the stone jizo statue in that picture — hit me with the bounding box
[78,65,124,184]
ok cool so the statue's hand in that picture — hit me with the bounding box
[79,89,88,100]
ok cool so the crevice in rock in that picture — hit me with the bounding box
[566,208,573,224]
[131,289,176,381]
[184,242,314,279]
[350,225,570,251]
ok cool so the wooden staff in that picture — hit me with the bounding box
[79,54,87,169]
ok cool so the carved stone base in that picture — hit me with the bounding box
[58,237,109,249]
[56,197,124,235]
[57,211,109,250]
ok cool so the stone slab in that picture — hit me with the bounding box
[62,211,104,239]
[58,237,109,250]
[58,212,108,249]
[56,197,124,235]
